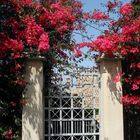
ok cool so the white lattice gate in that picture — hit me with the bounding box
[44,67,100,140]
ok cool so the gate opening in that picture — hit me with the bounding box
[44,67,100,140]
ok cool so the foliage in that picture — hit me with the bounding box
[77,0,140,107]
[0,0,83,139]
[0,0,140,139]
[122,1,140,139]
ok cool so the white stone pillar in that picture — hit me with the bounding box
[22,58,44,140]
[99,57,124,140]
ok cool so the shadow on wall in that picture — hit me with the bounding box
[106,59,140,140]
[22,60,43,140]
[106,59,122,104]
[107,71,122,104]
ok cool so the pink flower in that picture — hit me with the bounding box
[122,95,140,106]
[113,72,124,83]
[92,11,108,21]
[16,79,27,86]
[130,48,139,53]
[21,0,32,5]
[132,84,139,90]
[5,128,12,140]
[12,40,23,52]
[22,16,44,46]
[15,64,22,70]
[130,63,136,69]
[10,101,17,107]
[121,48,127,55]
[120,3,133,16]
[137,62,140,69]
[38,33,50,52]
[133,77,140,85]
[75,49,82,57]
[50,3,61,10]
[57,25,69,34]
[124,78,130,83]
[92,36,118,54]
[73,1,83,8]
[83,13,91,20]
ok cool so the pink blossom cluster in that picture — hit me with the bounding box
[0,0,82,59]
[120,3,133,16]
[0,34,23,58]
[0,0,83,138]
[21,16,44,47]
[38,33,50,52]
[4,128,13,140]
[122,95,140,106]
[92,11,109,21]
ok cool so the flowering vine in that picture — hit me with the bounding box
[0,0,83,139]
[77,1,140,107]
[0,0,140,139]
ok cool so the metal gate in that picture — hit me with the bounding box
[44,67,100,140]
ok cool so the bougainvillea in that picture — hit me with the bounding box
[0,0,140,139]
[0,0,83,139]
[77,1,140,108]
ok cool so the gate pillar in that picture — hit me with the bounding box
[99,56,124,140]
[22,58,44,140]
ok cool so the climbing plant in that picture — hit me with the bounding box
[77,0,140,107]
[0,0,140,139]
[0,0,83,139]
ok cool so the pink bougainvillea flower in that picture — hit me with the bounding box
[137,62,140,69]
[75,49,82,57]
[15,64,22,70]
[130,47,139,53]
[119,3,133,16]
[6,38,23,52]
[38,32,50,52]
[10,101,17,107]
[130,63,136,69]
[15,79,27,86]
[92,11,108,21]
[83,13,91,20]
[122,95,140,106]
[91,35,119,54]
[21,0,32,5]
[113,72,124,83]
[21,16,44,46]
[121,47,128,56]
[5,128,13,140]
[132,84,139,90]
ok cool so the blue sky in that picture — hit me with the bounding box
[82,0,131,12]
[74,0,131,43]
[72,0,131,68]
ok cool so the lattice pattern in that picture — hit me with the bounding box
[45,135,99,140]
[45,67,100,140]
